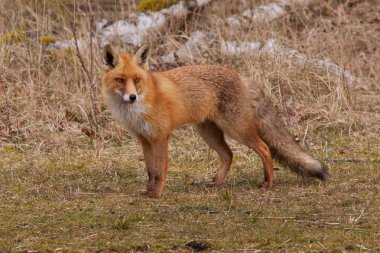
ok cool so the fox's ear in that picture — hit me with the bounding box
[132,44,151,71]
[103,44,118,68]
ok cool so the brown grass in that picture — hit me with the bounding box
[0,0,379,251]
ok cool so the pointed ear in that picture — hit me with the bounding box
[132,44,151,70]
[102,44,118,68]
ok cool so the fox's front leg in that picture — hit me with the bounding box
[140,136,169,198]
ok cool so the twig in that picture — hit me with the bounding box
[353,208,365,224]
[292,220,341,226]
[1,80,13,136]
[344,228,368,232]
[302,122,309,146]
[318,241,327,250]
[70,22,91,85]
[258,216,295,219]
[278,79,290,126]
[326,157,380,163]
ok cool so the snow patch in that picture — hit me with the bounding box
[98,0,207,47]
[196,0,212,6]
[262,39,355,85]
[47,40,84,52]
[99,12,166,47]
[228,0,311,27]
[220,41,261,55]
[222,38,355,86]
[161,30,214,63]
[226,17,242,27]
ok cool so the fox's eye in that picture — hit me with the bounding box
[115,78,124,84]
[134,78,141,84]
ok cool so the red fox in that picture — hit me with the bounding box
[101,44,328,198]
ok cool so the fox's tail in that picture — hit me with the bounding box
[255,97,329,181]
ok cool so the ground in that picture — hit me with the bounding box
[1,130,379,252]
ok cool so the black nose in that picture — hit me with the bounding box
[129,94,137,101]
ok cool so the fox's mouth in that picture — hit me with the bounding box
[122,100,135,104]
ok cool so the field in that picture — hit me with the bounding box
[1,0,379,252]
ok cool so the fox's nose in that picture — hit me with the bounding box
[129,94,137,102]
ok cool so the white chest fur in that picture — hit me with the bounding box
[105,94,153,138]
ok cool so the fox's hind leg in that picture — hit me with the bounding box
[238,124,274,188]
[196,121,233,187]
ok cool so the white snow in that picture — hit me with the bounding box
[221,38,355,86]
[242,2,287,23]
[98,12,166,47]
[220,41,261,55]
[196,0,212,6]
[46,0,356,87]
[95,18,108,33]
[228,0,311,27]
[161,30,214,63]
[226,16,242,27]
[47,40,83,52]
[262,39,355,85]
[161,1,186,16]
[98,0,205,47]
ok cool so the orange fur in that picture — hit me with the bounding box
[101,44,328,198]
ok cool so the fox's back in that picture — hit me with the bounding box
[163,65,242,90]
[155,65,256,135]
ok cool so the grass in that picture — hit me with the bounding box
[1,0,380,251]
[1,130,379,251]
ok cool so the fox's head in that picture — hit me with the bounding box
[102,44,151,103]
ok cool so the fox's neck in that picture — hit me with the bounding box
[143,72,166,106]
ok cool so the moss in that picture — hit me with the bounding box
[137,0,182,12]
[40,36,57,44]
[0,30,26,44]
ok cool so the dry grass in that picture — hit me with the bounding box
[0,0,379,251]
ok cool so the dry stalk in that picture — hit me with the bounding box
[2,80,12,137]
[70,20,99,135]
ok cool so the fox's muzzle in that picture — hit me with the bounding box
[121,78,139,103]
[123,93,138,103]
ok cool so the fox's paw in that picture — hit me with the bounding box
[141,190,162,199]
[206,181,223,188]
[206,182,216,188]
[259,181,273,189]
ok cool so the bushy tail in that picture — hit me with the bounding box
[255,97,329,181]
